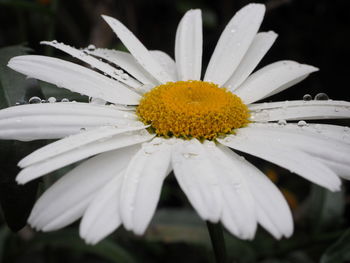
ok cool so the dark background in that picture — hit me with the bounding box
[0,0,349,263]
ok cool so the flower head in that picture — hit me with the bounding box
[1,3,350,245]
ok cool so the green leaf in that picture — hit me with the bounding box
[0,0,53,14]
[146,209,257,263]
[0,45,36,106]
[0,225,11,261]
[306,184,345,231]
[29,229,136,263]
[145,209,210,245]
[320,228,350,263]
[0,140,42,232]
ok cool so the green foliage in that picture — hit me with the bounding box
[28,230,136,263]
[306,185,345,232]
[0,45,32,106]
[321,229,350,263]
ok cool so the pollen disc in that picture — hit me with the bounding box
[137,80,250,140]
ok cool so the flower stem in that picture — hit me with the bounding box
[206,221,227,263]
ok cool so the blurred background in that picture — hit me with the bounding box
[0,0,349,262]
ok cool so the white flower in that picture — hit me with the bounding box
[1,3,350,245]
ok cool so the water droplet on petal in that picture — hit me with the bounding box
[121,73,129,80]
[297,120,308,127]
[303,94,312,101]
[315,93,329,100]
[278,119,287,125]
[61,98,69,102]
[29,96,41,104]
[48,97,56,103]
[87,44,96,50]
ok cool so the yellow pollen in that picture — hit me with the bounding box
[136,80,250,140]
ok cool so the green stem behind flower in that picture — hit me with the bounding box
[206,221,227,263]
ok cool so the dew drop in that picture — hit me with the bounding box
[48,97,56,103]
[303,94,312,101]
[297,120,307,127]
[61,98,69,102]
[278,119,287,125]
[121,73,129,80]
[52,40,58,44]
[87,44,96,50]
[182,153,191,159]
[315,93,329,100]
[29,96,41,104]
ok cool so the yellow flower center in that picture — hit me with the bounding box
[136,80,250,140]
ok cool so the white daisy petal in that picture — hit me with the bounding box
[87,49,158,85]
[235,61,318,104]
[172,139,222,222]
[221,146,293,239]
[204,4,265,86]
[102,15,174,83]
[202,142,257,239]
[120,139,171,234]
[80,172,123,245]
[246,123,350,166]
[150,50,178,81]
[0,102,138,141]
[225,31,277,90]
[251,122,350,145]
[41,41,141,88]
[175,9,202,81]
[29,146,138,231]
[0,128,81,141]
[250,100,350,122]
[0,102,136,119]
[218,133,341,191]
[0,115,130,141]
[8,56,141,105]
[16,129,154,184]
[19,124,147,168]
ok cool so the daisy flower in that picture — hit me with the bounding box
[1,3,350,245]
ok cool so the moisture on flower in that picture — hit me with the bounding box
[0,3,350,245]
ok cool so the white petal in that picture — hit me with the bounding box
[41,41,141,88]
[251,122,350,145]
[0,115,128,130]
[19,124,147,168]
[175,9,202,81]
[87,48,158,85]
[202,142,257,239]
[102,15,174,83]
[16,129,154,184]
[29,146,138,231]
[150,50,178,81]
[80,172,123,245]
[246,123,350,166]
[8,55,141,105]
[172,139,222,222]
[0,127,82,141]
[225,31,277,90]
[204,4,265,86]
[120,139,171,234]
[221,146,293,239]
[0,102,136,119]
[316,158,350,180]
[0,102,137,141]
[250,100,350,122]
[235,61,318,104]
[218,132,341,191]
